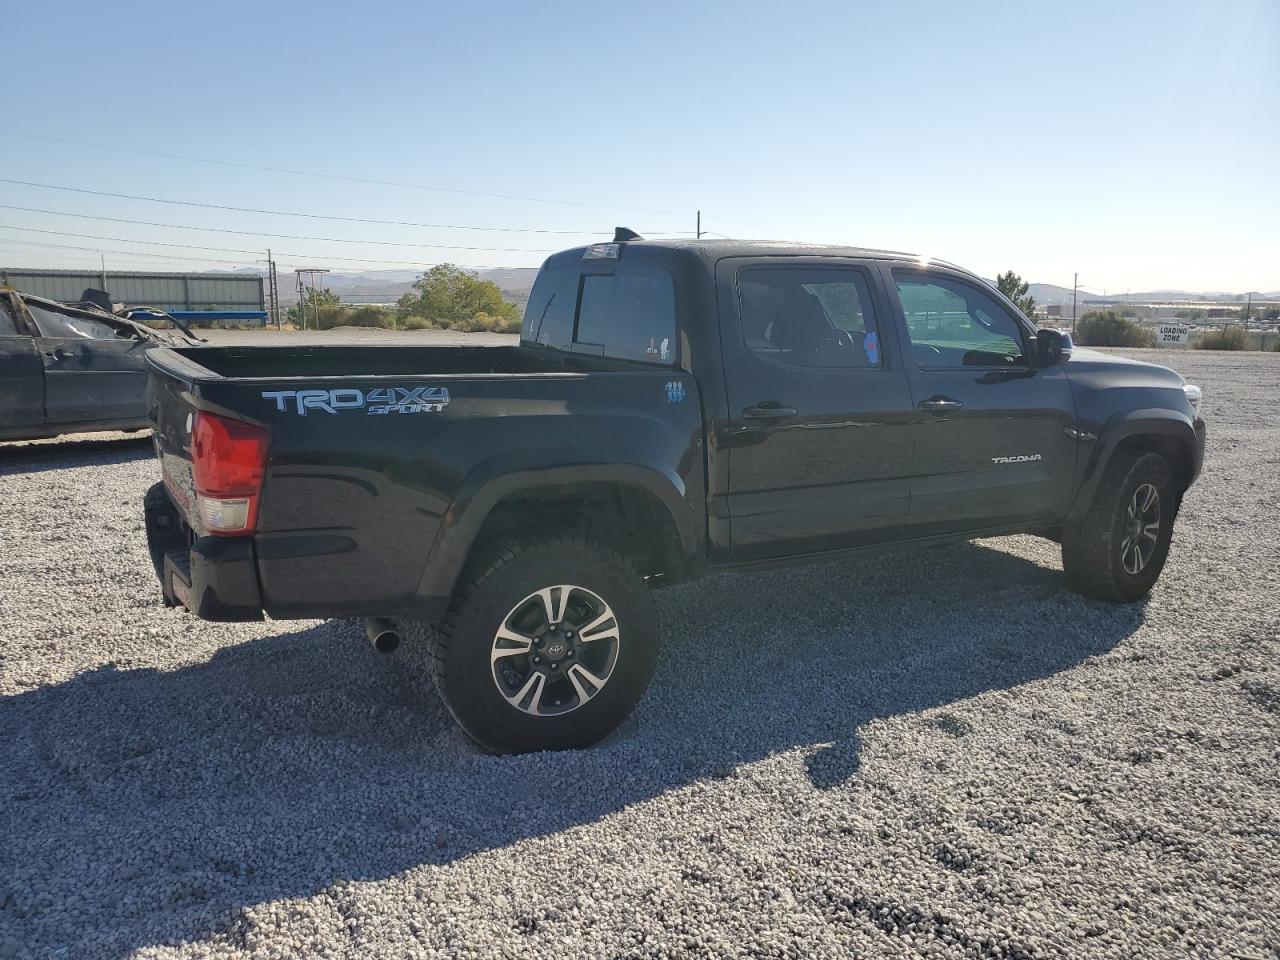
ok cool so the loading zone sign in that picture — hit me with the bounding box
[1157,324,1190,346]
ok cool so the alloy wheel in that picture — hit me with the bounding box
[490,585,621,717]
[1120,483,1162,575]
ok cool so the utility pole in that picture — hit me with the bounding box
[696,210,702,239]
[266,249,281,328]
[1072,272,1078,335]
[100,253,107,292]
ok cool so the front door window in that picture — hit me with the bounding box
[894,274,1027,369]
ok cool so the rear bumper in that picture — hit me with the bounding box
[143,481,451,623]
[144,483,264,622]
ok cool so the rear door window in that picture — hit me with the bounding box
[737,266,883,369]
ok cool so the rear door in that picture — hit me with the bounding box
[0,298,44,434]
[883,265,1077,531]
[717,257,916,561]
[26,301,151,425]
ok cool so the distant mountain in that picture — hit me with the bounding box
[179,267,1280,311]
[1081,290,1249,304]
[1024,283,1269,308]
[478,267,539,312]
[267,268,537,307]
[1026,283,1080,307]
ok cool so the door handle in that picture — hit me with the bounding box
[742,402,798,421]
[918,396,964,414]
[44,347,75,364]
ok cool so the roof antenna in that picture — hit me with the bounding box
[613,227,643,242]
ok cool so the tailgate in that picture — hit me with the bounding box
[146,348,215,527]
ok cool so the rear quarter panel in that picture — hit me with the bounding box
[184,370,704,618]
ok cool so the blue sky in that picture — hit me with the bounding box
[2,0,1276,292]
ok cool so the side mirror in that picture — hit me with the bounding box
[1036,328,1073,367]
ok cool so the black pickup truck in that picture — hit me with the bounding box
[143,237,1206,752]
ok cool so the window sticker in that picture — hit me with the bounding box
[660,337,671,361]
[863,330,879,365]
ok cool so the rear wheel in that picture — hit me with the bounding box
[1062,450,1176,602]
[416,539,659,753]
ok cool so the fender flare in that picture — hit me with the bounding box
[1067,408,1200,519]
[414,449,700,603]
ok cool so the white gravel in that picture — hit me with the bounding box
[1,348,1277,959]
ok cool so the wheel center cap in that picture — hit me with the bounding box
[543,633,569,661]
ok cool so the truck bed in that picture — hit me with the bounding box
[144,341,704,622]
[157,343,635,381]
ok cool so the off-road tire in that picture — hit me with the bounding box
[1062,450,1176,602]
[411,538,659,753]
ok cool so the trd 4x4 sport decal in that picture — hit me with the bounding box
[262,387,450,416]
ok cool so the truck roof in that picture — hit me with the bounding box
[561,236,970,275]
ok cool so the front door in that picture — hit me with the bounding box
[718,258,916,561]
[27,301,150,425]
[882,265,1077,532]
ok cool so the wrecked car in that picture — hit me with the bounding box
[0,288,200,442]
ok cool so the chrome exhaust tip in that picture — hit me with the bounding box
[365,617,400,654]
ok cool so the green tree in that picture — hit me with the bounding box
[288,288,343,327]
[346,305,395,329]
[399,264,522,333]
[995,270,1037,318]
[1075,310,1156,348]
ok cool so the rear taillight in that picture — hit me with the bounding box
[191,411,269,535]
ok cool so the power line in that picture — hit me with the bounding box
[0,178,650,234]
[0,236,263,267]
[0,237,476,274]
[0,223,553,260]
[0,132,692,215]
[0,204,568,251]
[0,175,802,244]
[702,213,812,240]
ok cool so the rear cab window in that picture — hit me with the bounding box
[523,246,678,365]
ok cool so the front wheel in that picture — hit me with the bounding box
[1062,450,1176,602]
[419,539,659,753]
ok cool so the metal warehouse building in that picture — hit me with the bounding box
[0,268,265,314]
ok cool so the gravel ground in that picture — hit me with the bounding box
[1,348,1277,959]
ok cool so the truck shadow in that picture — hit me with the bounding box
[0,539,1144,957]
